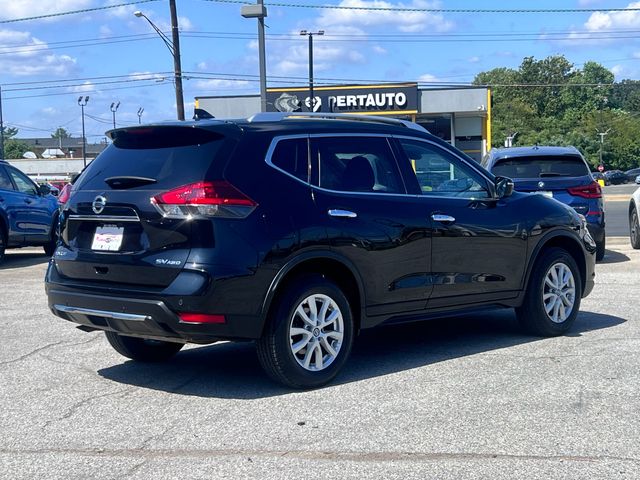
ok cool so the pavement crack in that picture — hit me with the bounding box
[0,341,66,367]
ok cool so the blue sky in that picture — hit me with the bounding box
[1,0,640,142]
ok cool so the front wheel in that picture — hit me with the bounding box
[256,275,355,389]
[516,248,582,336]
[631,208,640,249]
[105,331,184,362]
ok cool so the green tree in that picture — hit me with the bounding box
[1,126,18,139]
[51,127,70,139]
[3,139,29,159]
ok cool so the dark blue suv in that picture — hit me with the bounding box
[483,146,605,260]
[0,160,59,263]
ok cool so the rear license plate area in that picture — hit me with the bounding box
[92,225,124,251]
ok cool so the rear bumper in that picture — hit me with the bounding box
[45,262,267,343]
[586,222,605,244]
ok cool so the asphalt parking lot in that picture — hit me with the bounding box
[1,234,639,479]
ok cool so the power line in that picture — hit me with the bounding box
[202,0,640,14]
[1,72,172,88]
[0,0,161,24]
[3,81,169,101]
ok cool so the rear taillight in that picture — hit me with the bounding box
[568,182,602,199]
[151,181,257,219]
[178,313,226,324]
[58,184,72,205]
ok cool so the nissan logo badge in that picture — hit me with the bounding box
[92,195,107,214]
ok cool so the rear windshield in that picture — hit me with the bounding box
[492,155,589,178]
[75,127,233,190]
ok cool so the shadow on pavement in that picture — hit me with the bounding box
[599,249,630,265]
[98,309,625,400]
[0,250,50,270]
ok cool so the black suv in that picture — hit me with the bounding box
[46,113,596,388]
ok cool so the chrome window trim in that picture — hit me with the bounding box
[265,133,493,201]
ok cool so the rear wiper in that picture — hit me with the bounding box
[539,172,564,177]
[104,176,157,189]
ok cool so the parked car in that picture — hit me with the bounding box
[46,113,596,388]
[0,161,59,263]
[591,171,607,185]
[636,175,640,185]
[483,146,606,261]
[625,167,640,183]
[630,186,640,249]
[604,169,628,185]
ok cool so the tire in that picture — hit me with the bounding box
[595,237,606,262]
[0,226,6,265]
[631,208,640,249]
[256,275,355,389]
[105,331,183,362]
[516,247,582,337]
[43,215,58,257]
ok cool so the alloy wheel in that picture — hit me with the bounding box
[632,210,639,246]
[289,294,344,371]
[542,262,576,324]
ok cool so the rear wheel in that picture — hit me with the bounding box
[595,237,606,261]
[105,331,183,362]
[516,247,582,336]
[0,226,6,264]
[43,215,58,257]
[631,208,640,249]
[256,275,355,389]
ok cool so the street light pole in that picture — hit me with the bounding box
[241,1,268,112]
[0,85,4,161]
[134,1,185,120]
[598,129,610,169]
[137,107,144,124]
[110,101,120,129]
[300,30,324,112]
[77,96,89,168]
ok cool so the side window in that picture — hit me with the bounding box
[399,139,490,199]
[0,167,14,191]
[311,136,404,194]
[7,168,38,196]
[270,138,309,183]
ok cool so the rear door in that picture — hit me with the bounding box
[56,124,240,288]
[308,134,432,318]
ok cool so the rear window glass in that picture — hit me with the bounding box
[75,128,232,190]
[270,138,309,182]
[492,155,589,178]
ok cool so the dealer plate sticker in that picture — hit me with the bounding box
[91,225,123,251]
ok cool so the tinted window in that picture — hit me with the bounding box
[0,167,13,191]
[311,136,404,194]
[399,140,490,198]
[76,127,233,191]
[8,167,37,196]
[270,138,309,182]
[492,155,589,178]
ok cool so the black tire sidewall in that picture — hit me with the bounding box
[631,209,640,249]
[522,248,582,336]
[267,276,354,388]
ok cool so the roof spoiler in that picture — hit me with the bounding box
[194,108,215,121]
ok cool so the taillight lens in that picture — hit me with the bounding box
[178,313,226,324]
[151,181,257,219]
[58,184,72,205]
[568,182,602,199]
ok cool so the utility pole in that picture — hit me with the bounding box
[241,1,268,112]
[300,30,324,112]
[110,101,120,129]
[78,96,89,168]
[134,1,184,120]
[0,85,4,160]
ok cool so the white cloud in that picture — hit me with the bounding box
[418,73,440,82]
[0,29,77,76]
[372,45,388,55]
[193,79,251,90]
[0,0,93,21]
[611,64,625,77]
[584,1,640,31]
[468,56,480,63]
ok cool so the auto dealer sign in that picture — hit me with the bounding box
[266,83,418,115]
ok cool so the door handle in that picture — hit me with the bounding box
[328,209,357,218]
[431,214,456,223]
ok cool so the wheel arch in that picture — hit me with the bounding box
[525,231,588,296]
[260,251,366,337]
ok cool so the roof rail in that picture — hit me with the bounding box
[246,112,428,133]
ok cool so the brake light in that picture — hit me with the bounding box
[151,181,257,219]
[568,182,602,199]
[178,313,226,324]
[58,183,72,205]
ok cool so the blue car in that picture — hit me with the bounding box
[483,146,606,260]
[0,160,59,264]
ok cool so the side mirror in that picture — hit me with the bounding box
[38,184,51,196]
[495,176,514,199]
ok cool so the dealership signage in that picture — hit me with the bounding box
[266,83,418,114]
